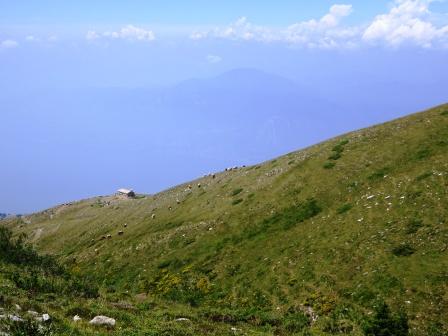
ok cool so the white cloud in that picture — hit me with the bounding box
[190,31,208,40]
[191,16,278,42]
[363,0,448,47]
[87,25,155,42]
[188,1,448,49]
[190,5,356,48]
[25,35,38,42]
[206,54,222,64]
[86,31,100,41]
[1,39,18,49]
[285,4,357,48]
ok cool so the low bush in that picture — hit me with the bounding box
[232,199,243,205]
[231,188,243,196]
[323,162,336,169]
[0,317,57,336]
[392,244,415,257]
[405,218,423,234]
[337,203,353,214]
[362,302,409,336]
[328,152,342,161]
[415,171,432,181]
[368,167,391,181]
[413,148,432,160]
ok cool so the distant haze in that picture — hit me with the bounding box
[1,61,447,214]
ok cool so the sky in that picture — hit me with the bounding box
[1,0,448,213]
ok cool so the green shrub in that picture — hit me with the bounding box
[415,171,432,181]
[392,244,415,257]
[337,203,353,214]
[440,109,448,116]
[405,218,423,234]
[232,199,243,205]
[0,317,57,336]
[0,227,63,275]
[362,302,409,336]
[328,152,342,160]
[426,322,447,336]
[231,188,243,196]
[323,162,336,169]
[414,148,432,160]
[283,312,310,332]
[332,144,345,153]
[368,167,391,181]
[262,198,322,231]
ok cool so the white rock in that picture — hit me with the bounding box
[175,317,190,321]
[14,304,21,311]
[73,315,82,322]
[8,315,23,322]
[89,315,116,327]
[42,313,51,322]
[27,310,39,316]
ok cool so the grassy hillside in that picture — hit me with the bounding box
[2,103,448,335]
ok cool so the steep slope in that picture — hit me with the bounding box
[2,103,448,335]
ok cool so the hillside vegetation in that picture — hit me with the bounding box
[1,103,448,335]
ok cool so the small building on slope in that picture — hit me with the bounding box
[117,188,135,198]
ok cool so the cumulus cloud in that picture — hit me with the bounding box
[363,0,448,47]
[206,54,222,64]
[190,5,357,48]
[189,1,448,49]
[87,25,155,42]
[25,35,38,42]
[190,16,277,42]
[1,39,18,49]
[285,4,357,48]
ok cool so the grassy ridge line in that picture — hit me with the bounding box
[1,103,448,335]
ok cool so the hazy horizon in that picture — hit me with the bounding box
[1,0,448,213]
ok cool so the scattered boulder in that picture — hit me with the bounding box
[118,231,124,236]
[42,314,51,322]
[175,317,190,322]
[89,315,116,327]
[151,214,156,219]
[0,314,23,322]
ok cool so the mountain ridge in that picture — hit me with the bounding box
[2,103,448,335]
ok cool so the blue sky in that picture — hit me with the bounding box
[0,1,396,25]
[1,1,448,213]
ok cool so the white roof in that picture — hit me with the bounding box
[117,188,134,194]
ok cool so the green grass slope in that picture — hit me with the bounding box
[2,103,448,335]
